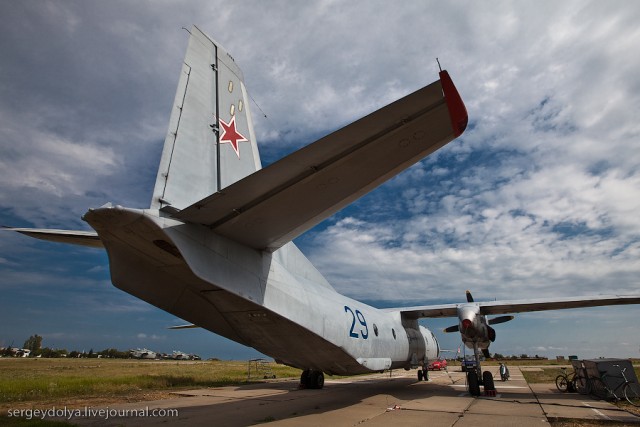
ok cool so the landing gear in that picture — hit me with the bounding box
[467,370,481,396]
[465,342,496,396]
[482,371,495,392]
[417,367,428,381]
[300,369,325,389]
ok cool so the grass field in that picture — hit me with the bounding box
[0,358,301,407]
[1,358,639,426]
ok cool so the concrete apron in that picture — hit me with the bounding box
[67,366,639,426]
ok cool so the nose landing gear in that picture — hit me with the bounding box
[466,343,496,396]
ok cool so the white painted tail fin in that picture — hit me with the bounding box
[151,26,261,211]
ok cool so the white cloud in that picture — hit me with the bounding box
[1,0,639,359]
[137,333,165,341]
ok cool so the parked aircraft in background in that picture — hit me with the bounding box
[129,348,157,359]
[4,26,640,395]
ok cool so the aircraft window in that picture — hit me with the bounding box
[230,104,235,116]
[228,80,234,93]
[392,328,396,339]
[373,324,378,337]
[238,100,244,112]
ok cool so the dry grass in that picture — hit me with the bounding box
[0,358,300,409]
[521,367,568,383]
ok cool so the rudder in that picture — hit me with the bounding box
[151,26,261,211]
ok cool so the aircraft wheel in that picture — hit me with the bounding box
[482,371,495,391]
[300,370,310,388]
[310,370,324,389]
[417,370,424,381]
[467,371,481,396]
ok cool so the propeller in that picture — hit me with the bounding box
[466,290,474,302]
[488,315,514,325]
[443,325,459,333]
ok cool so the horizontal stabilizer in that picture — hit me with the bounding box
[2,227,103,248]
[168,324,200,330]
[175,71,467,251]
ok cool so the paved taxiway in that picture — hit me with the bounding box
[72,366,639,426]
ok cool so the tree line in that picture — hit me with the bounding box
[1,334,132,359]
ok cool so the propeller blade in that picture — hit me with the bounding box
[443,325,459,333]
[466,290,474,302]
[488,315,515,325]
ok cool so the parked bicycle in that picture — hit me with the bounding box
[575,363,639,407]
[555,367,576,392]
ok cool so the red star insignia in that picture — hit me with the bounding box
[218,116,248,158]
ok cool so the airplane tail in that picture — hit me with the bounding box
[151,26,262,212]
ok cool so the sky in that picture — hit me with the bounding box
[0,0,639,361]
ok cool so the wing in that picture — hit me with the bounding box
[390,294,640,319]
[174,70,467,251]
[2,227,103,248]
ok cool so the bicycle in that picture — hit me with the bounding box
[555,367,576,392]
[575,363,639,407]
[596,365,640,407]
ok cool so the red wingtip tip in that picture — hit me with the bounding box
[439,70,468,137]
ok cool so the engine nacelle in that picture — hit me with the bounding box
[405,325,439,367]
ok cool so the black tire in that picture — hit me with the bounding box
[483,371,495,391]
[556,375,569,392]
[300,370,310,388]
[623,383,640,407]
[575,374,590,395]
[310,370,324,389]
[467,370,481,396]
[417,370,424,381]
[590,378,609,400]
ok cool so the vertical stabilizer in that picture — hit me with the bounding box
[151,26,261,211]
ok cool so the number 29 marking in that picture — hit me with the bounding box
[344,306,368,339]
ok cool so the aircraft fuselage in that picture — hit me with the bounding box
[84,205,439,375]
